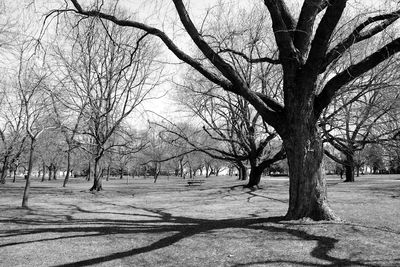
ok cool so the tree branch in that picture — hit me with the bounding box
[66,0,230,90]
[294,0,328,58]
[304,0,347,72]
[315,37,400,116]
[66,0,282,129]
[218,48,280,64]
[172,0,245,87]
[322,9,400,72]
[263,0,298,62]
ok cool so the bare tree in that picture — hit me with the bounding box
[51,15,160,191]
[53,0,400,220]
[15,43,52,208]
[322,60,400,182]
[0,78,28,184]
[175,74,285,187]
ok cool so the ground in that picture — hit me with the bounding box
[0,174,399,267]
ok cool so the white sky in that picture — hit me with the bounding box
[1,0,399,128]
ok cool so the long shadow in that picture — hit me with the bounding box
[245,187,287,203]
[1,203,391,267]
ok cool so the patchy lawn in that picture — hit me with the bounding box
[0,174,399,266]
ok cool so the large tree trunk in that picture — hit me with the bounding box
[90,157,102,191]
[282,121,337,221]
[63,152,71,187]
[246,163,263,188]
[344,154,355,182]
[22,139,35,208]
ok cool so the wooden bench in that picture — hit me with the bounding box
[187,179,205,186]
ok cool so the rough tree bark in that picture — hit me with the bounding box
[282,118,336,220]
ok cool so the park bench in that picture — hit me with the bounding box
[187,179,205,186]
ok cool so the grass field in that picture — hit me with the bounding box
[1,174,400,266]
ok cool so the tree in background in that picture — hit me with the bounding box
[52,0,400,220]
[50,12,161,191]
[173,82,285,187]
[16,43,53,208]
[322,65,400,182]
[0,77,27,184]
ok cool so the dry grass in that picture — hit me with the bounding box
[0,174,399,266]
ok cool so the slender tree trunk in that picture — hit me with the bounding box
[282,124,337,221]
[12,169,16,183]
[205,165,210,178]
[48,165,52,181]
[41,161,46,182]
[90,157,102,191]
[344,154,355,182]
[87,160,91,181]
[52,166,57,180]
[63,152,71,187]
[179,159,184,177]
[106,166,110,181]
[22,139,35,208]
[0,157,9,184]
[237,163,247,181]
[188,164,193,179]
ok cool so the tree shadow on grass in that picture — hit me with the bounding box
[1,204,394,267]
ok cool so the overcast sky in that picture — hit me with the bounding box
[1,0,399,127]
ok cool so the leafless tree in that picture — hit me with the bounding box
[0,77,28,184]
[14,43,53,208]
[50,14,160,191]
[52,0,400,220]
[322,60,400,182]
[175,72,285,187]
